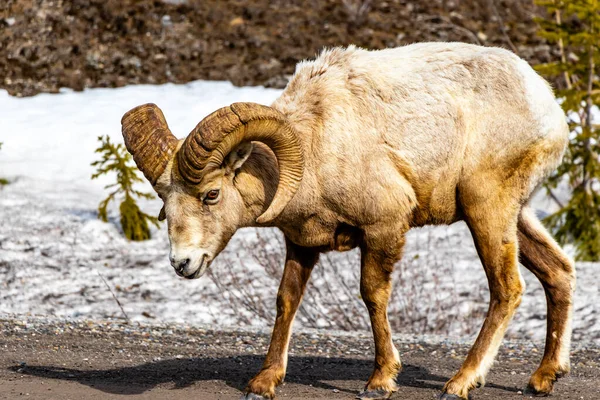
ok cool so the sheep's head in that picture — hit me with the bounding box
[121,103,303,279]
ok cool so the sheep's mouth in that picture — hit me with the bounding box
[184,268,201,280]
[183,255,210,280]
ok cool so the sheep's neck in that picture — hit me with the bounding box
[235,146,279,227]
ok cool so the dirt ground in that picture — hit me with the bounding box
[1,0,553,97]
[1,317,598,400]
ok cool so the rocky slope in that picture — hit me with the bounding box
[1,0,553,97]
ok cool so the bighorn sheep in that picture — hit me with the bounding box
[121,43,575,400]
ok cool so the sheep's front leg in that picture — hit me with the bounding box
[243,238,318,400]
[358,234,405,400]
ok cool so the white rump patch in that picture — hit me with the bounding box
[515,59,567,140]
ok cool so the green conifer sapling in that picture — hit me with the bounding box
[91,135,159,241]
[0,142,8,186]
[535,0,600,260]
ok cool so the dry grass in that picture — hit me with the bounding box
[207,227,488,335]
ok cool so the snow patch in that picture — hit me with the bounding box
[0,81,598,345]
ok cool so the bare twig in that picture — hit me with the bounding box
[554,8,573,89]
[207,227,478,336]
[342,0,372,26]
[582,31,595,192]
[488,0,519,54]
[97,271,129,321]
[421,15,481,45]
[548,187,565,209]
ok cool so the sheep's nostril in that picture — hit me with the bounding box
[173,258,190,273]
[181,258,191,271]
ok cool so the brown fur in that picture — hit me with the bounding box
[518,207,575,395]
[245,239,319,399]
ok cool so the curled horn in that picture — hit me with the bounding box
[121,104,179,186]
[178,102,304,224]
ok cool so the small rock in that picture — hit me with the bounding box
[229,17,245,27]
[161,15,172,28]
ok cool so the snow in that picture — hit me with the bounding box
[1,81,599,346]
[0,81,280,187]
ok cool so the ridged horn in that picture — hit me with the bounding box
[121,103,179,186]
[178,102,304,224]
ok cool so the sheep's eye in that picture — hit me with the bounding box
[205,190,220,202]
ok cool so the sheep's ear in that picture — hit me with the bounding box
[224,142,253,173]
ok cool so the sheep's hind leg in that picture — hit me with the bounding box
[242,239,318,400]
[518,207,575,395]
[357,231,405,400]
[441,194,524,399]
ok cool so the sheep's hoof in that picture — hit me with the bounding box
[357,388,392,399]
[240,393,269,400]
[523,385,552,397]
[439,394,466,400]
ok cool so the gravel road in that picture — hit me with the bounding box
[1,317,598,400]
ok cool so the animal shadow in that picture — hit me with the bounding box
[10,355,518,396]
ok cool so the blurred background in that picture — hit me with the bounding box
[0,0,549,96]
[0,0,598,344]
